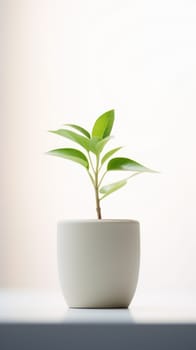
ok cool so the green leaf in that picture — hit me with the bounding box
[88,137,100,154]
[100,178,127,199]
[107,157,157,173]
[92,109,114,139]
[89,136,113,155]
[47,148,89,169]
[49,129,90,151]
[95,136,113,154]
[101,147,122,165]
[64,124,90,138]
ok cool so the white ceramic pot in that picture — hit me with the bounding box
[57,220,140,308]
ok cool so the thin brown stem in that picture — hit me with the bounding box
[95,155,102,219]
[95,186,102,219]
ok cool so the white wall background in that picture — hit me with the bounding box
[1,0,196,299]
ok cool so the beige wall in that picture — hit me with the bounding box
[1,0,196,294]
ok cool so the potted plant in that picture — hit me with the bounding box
[47,109,157,308]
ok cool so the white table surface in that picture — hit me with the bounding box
[0,289,196,323]
[1,290,196,350]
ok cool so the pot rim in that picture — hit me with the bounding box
[58,219,139,224]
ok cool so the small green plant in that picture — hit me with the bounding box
[47,109,157,219]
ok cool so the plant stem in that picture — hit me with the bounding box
[98,170,107,187]
[88,152,96,174]
[95,155,102,219]
[87,170,95,186]
[87,151,102,219]
[95,187,102,219]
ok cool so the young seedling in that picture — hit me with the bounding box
[47,109,157,219]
